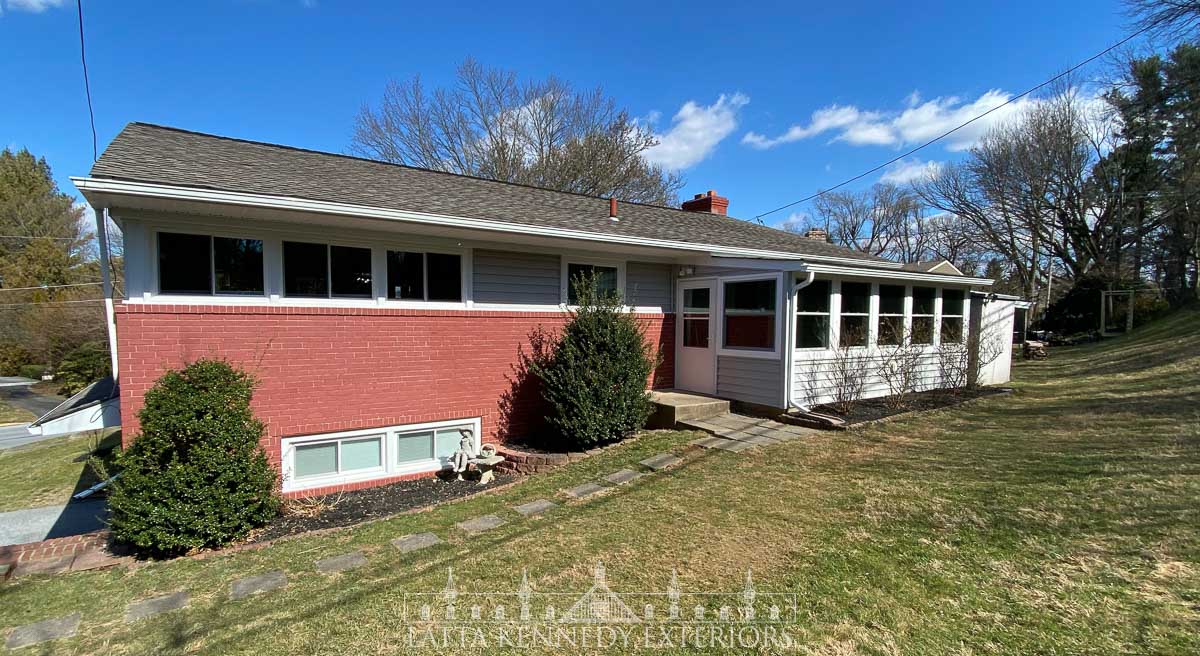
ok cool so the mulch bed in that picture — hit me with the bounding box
[813,387,1011,426]
[247,471,516,544]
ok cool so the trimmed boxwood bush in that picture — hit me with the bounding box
[528,273,660,449]
[108,359,279,557]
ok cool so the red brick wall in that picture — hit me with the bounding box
[114,304,674,479]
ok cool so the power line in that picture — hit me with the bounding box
[753,20,1165,222]
[0,299,104,309]
[0,282,103,293]
[76,0,98,162]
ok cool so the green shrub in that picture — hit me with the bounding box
[0,342,32,377]
[108,359,279,557]
[18,364,46,380]
[528,273,660,449]
[54,342,111,396]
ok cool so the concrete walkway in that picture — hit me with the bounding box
[0,500,110,548]
[679,413,818,449]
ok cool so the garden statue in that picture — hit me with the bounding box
[450,428,478,479]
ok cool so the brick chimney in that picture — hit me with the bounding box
[803,228,829,241]
[681,190,729,215]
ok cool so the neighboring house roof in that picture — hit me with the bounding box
[90,123,889,265]
[901,260,963,275]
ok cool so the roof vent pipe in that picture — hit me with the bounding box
[609,197,619,222]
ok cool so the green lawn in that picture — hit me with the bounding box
[1,308,1197,654]
[0,429,121,512]
[0,400,35,425]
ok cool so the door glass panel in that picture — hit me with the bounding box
[683,318,709,348]
[294,442,337,478]
[683,287,710,312]
[340,436,382,471]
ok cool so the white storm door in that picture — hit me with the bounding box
[676,280,716,395]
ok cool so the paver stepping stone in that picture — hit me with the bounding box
[5,613,80,649]
[603,469,644,485]
[564,482,606,498]
[513,499,557,516]
[230,570,287,600]
[457,514,506,534]
[392,532,442,553]
[125,591,189,622]
[639,453,683,471]
[694,435,735,449]
[712,439,754,453]
[315,551,368,574]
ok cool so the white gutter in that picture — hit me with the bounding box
[785,272,816,412]
[799,262,993,286]
[71,177,885,267]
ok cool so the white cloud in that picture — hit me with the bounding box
[879,158,943,185]
[776,211,812,233]
[3,0,65,13]
[643,93,749,170]
[742,89,1045,153]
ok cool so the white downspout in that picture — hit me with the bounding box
[785,271,815,411]
[96,207,118,379]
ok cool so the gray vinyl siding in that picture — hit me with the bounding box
[472,249,561,304]
[717,355,784,408]
[625,262,673,311]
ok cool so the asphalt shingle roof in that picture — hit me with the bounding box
[91,123,889,264]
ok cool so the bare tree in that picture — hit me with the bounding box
[936,341,970,392]
[352,58,683,205]
[1125,0,1200,43]
[806,183,923,260]
[823,326,871,414]
[878,339,925,409]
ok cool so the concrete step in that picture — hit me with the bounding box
[647,390,731,428]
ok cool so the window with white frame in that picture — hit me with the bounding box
[941,289,965,343]
[565,262,619,304]
[911,286,936,344]
[723,278,777,350]
[795,279,830,349]
[839,282,870,347]
[877,284,906,346]
[158,232,264,295]
[283,418,480,491]
[386,251,463,302]
[282,241,373,299]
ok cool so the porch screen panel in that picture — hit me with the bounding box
[839,282,870,347]
[878,284,905,346]
[284,241,330,297]
[912,286,936,344]
[723,279,776,350]
[213,237,264,294]
[330,245,373,298]
[941,289,965,343]
[795,279,830,349]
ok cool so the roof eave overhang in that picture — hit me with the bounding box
[71,176,903,268]
[800,261,992,286]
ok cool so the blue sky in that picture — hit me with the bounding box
[1,0,1130,231]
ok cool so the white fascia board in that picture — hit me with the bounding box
[800,262,993,286]
[73,177,871,265]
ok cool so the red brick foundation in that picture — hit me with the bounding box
[115,304,674,487]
